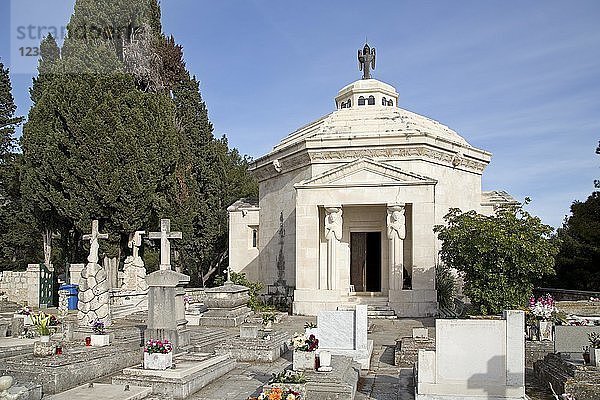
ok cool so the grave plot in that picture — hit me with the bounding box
[0,343,141,395]
[534,353,600,400]
[215,324,290,362]
[112,353,236,400]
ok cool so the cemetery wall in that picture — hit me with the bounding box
[0,264,40,307]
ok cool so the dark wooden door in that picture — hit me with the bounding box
[350,233,367,292]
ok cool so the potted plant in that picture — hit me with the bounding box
[143,339,173,370]
[30,312,55,342]
[292,333,319,371]
[589,332,600,367]
[90,320,110,347]
[528,294,557,341]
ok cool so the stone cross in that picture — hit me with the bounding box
[148,219,182,270]
[83,220,109,264]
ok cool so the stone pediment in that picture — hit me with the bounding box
[295,158,436,188]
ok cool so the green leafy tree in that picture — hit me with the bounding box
[434,206,558,315]
[546,143,600,290]
[548,199,600,291]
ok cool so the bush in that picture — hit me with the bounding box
[435,264,456,310]
[434,206,558,315]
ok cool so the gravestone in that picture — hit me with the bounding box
[240,324,259,339]
[144,270,190,351]
[416,310,525,400]
[554,325,600,359]
[145,219,189,351]
[68,264,84,286]
[77,220,111,327]
[314,305,373,369]
[121,231,149,292]
[199,282,252,327]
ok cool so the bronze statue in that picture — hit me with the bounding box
[358,43,376,79]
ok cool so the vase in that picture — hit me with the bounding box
[33,341,55,357]
[91,334,110,347]
[144,352,173,370]
[319,350,332,367]
[591,348,600,367]
[537,320,553,341]
[293,350,316,371]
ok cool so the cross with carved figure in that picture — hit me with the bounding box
[83,220,109,264]
[148,219,182,270]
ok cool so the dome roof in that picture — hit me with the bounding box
[275,103,471,152]
[274,78,471,152]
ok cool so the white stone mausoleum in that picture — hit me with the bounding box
[228,45,515,317]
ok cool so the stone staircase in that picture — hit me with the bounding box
[340,294,397,319]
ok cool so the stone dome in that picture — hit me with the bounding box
[275,78,471,152]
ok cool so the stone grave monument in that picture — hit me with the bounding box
[144,219,190,351]
[114,220,236,398]
[110,231,149,319]
[199,281,252,327]
[77,220,111,327]
[416,310,526,400]
[121,230,149,293]
[215,323,290,362]
[312,305,373,369]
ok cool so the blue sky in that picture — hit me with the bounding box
[1,0,599,228]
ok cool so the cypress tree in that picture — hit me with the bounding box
[0,63,42,270]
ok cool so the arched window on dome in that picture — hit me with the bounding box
[368,95,375,105]
[358,96,365,106]
[347,99,351,108]
[388,99,393,106]
[382,97,387,106]
[340,101,346,109]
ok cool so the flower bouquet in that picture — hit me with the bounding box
[292,333,319,371]
[143,339,173,370]
[257,387,302,400]
[90,320,110,347]
[528,294,558,341]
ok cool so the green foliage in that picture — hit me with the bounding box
[545,191,600,291]
[435,264,456,310]
[17,0,257,282]
[0,62,22,157]
[269,370,307,384]
[434,206,558,315]
[0,63,42,271]
[214,272,265,311]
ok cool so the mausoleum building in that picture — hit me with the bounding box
[228,44,515,317]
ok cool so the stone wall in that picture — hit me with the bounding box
[0,265,40,307]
